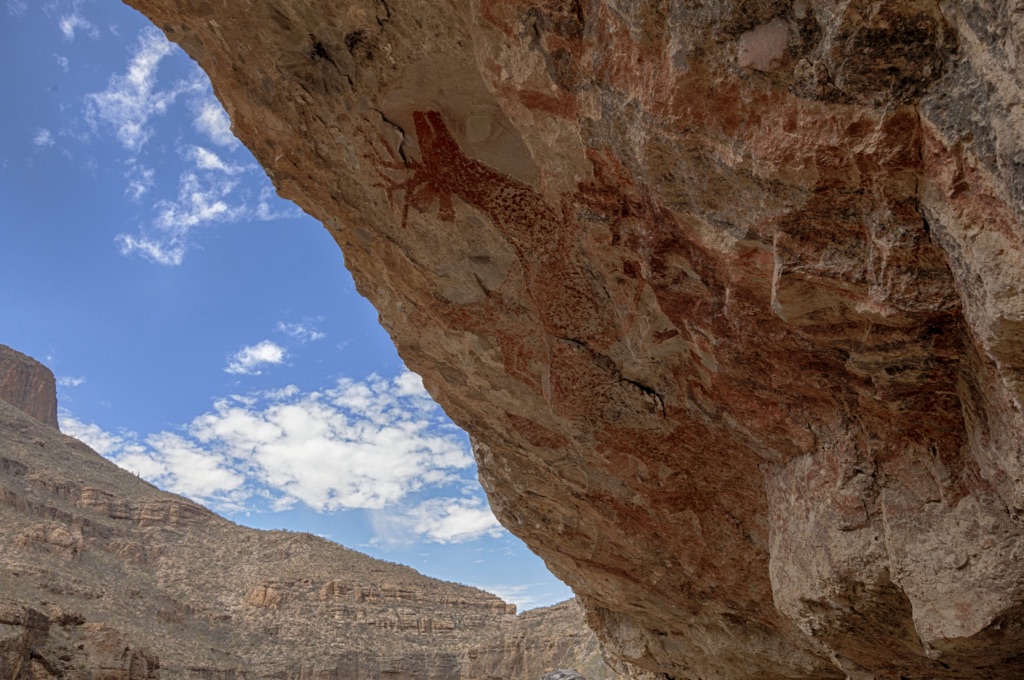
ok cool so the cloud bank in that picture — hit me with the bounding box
[59,372,496,545]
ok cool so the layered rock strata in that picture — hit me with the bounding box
[121,0,1024,677]
[0,600,160,680]
[0,345,57,428]
[0,346,613,678]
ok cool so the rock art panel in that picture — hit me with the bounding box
[121,0,1024,677]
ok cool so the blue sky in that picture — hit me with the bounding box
[0,0,571,610]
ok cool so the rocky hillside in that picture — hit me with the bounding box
[120,0,1024,677]
[0,345,615,678]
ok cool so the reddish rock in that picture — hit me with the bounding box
[119,0,1024,677]
[0,345,58,428]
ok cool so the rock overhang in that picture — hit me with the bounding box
[122,1,1024,677]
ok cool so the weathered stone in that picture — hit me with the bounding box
[112,0,1024,676]
[0,345,57,428]
[0,352,612,678]
[0,600,157,680]
[76,623,160,680]
[0,600,49,679]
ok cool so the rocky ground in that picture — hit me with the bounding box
[0,345,619,679]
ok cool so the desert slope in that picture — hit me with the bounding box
[0,345,615,679]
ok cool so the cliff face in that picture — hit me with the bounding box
[0,600,159,680]
[0,345,58,428]
[121,1,1024,677]
[0,346,613,679]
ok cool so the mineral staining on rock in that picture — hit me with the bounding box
[121,0,1024,677]
[0,345,58,428]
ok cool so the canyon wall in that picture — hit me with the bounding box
[121,1,1024,677]
[0,344,614,678]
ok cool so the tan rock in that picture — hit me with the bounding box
[114,0,1024,676]
[0,600,156,680]
[0,600,49,679]
[0,345,57,428]
[76,623,160,680]
[0,358,616,678]
[246,582,285,609]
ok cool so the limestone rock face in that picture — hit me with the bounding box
[0,351,612,679]
[0,345,58,428]
[122,0,1024,677]
[0,600,49,679]
[0,600,159,680]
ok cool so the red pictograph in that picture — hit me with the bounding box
[371,109,626,349]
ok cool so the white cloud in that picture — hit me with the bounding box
[145,431,247,498]
[57,376,86,387]
[276,321,326,343]
[113,233,184,266]
[116,169,244,265]
[261,385,299,401]
[225,340,286,375]
[154,171,240,229]
[61,413,246,510]
[187,374,473,511]
[53,54,69,72]
[407,497,504,543]
[32,129,55,148]
[117,149,290,265]
[85,27,198,152]
[125,161,155,201]
[59,372,477,517]
[59,12,97,40]
[91,33,296,266]
[189,145,245,174]
[192,99,237,146]
[254,185,300,221]
[369,495,504,546]
[104,447,167,480]
[60,414,128,456]
[394,371,429,398]
[7,0,26,16]
[483,584,545,611]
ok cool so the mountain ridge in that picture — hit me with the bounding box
[0,345,620,679]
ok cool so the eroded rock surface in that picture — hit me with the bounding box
[122,1,1024,677]
[0,346,612,678]
[0,345,57,428]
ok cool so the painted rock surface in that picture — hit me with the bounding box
[124,1,1024,677]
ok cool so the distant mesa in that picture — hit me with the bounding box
[0,344,58,428]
